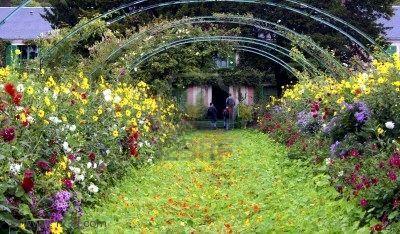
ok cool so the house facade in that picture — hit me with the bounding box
[0,7,52,65]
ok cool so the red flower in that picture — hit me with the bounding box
[37,160,50,172]
[21,177,34,193]
[130,147,138,158]
[88,152,96,161]
[389,152,400,167]
[349,149,360,158]
[67,154,76,161]
[372,223,384,232]
[12,92,23,105]
[63,179,74,189]
[4,83,16,97]
[49,153,58,165]
[0,127,16,142]
[388,171,397,181]
[372,178,379,185]
[360,198,368,207]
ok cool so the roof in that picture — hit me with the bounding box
[380,6,400,41]
[0,7,53,41]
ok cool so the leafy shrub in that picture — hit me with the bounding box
[0,67,179,233]
[259,54,400,230]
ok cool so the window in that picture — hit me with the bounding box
[17,45,39,60]
[387,45,398,55]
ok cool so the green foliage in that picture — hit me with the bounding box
[83,130,366,233]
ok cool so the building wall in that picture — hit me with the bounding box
[187,86,212,106]
[187,86,255,106]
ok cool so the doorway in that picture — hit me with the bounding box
[212,85,229,119]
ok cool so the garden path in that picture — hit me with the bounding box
[83,130,366,233]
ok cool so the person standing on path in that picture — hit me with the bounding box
[226,93,236,129]
[223,107,230,130]
[207,103,218,129]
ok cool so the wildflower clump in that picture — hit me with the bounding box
[259,54,400,229]
[0,68,179,232]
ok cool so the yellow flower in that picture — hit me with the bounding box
[20,113,27,123]
[377,127,385,135]
[136,111,142,119]
[125,110,131,117]
[38,110,45,118]
[45,171,53,177]
[19,223,25,230]
[92,116,98,122]
[44,97,51,106]
[15,49,21,55]
[26,86,34,95]
[79,108,85,115]
[50,222,63,234]
[115,112,122,118]
[97,108,103,115]
[61,116,67,122]
[112,130,119,137]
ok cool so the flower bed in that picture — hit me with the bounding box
[259,55,400,230]
[0,67,179,233]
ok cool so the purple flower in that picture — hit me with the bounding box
[51,212,63,222]
[323,117,338,134]
[330,141,341,156]
[297,111,312,129]
[354,101,370,123]
[50,190,71,222]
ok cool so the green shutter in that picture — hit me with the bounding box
[386,45,398,55]
[227,52,236,68]
[5,45,18,66]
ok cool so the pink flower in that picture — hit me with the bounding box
[389,152,400,167]
[360,198,368,207]
[349,149,360,158]
[0,127,16,142]
[388,171,398,182]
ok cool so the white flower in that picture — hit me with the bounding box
[9,163,22,175]
[69,125,76,132]
[145,141,151,147]
[325,158,333,166]
[138,142,143,148]
[88,183,99,193]
[16,106,24,111]
[338,171,344,177]
[76,156,81,162]
[93,163,97,169]
[106,150,110,155]
[385,121,395,130]
[43,87,49,93]
[75,174,85,181]
[16,84,24,92]
[103,89,112,102]
[52,93,58,100]
[69,166,81,175]
[27,116,35,123]
[49,116,62,124]
[63,142,72,152]
[87,162,92,169]
[113,95,122,104]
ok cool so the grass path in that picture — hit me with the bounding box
[83,130,366,233]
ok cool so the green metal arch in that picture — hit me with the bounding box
[89,15,341,78]
[37,0,380,62]
[125,36,308,77]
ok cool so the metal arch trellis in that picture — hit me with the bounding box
[30,0,382,63]
[125,36,307,76]
[129,39,298,76]
[89,15,343,78]
[235,46,296,76]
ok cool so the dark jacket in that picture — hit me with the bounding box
[207,106,217,121]
[223,109,230,120]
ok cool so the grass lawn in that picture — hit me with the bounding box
[82,130,367,233]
